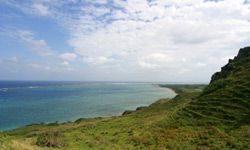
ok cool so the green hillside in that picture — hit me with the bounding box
[1,47,249,149]
[176,46,250,127]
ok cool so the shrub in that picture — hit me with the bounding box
[75,118,87,123]
[0,132,12,149]
[36,131,65,148]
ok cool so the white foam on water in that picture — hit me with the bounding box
[0,88,8,92]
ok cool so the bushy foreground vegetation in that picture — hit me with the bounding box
[0,132,12,150]
[2,47,250,149]
[36,131,65,148]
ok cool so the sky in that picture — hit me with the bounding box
[0,0,250,82]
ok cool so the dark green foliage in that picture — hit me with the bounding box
[47,121,60,126]
[210,46,250,83]
[74,118,88,123]
[122,110,135,115]
[36,131,65,148]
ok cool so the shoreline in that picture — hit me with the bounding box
[2,85,176,132]
[159,85,178,95]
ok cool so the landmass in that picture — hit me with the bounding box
[0,46,250,149]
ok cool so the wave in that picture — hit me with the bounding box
[0,88,8,92]
[0,86,40,92]
[28,86,39,89]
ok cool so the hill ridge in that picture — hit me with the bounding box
[177,46,250,126]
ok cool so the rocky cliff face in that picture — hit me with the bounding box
[210,46,250,83]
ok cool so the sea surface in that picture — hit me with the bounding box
[0,81,176,131]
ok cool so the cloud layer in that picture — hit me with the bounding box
[1,0,250,82]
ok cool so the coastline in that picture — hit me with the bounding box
[2,85,176,132]
[159,85,178,95]
[122,85,177,115]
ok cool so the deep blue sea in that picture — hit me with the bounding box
[0,81,176,131]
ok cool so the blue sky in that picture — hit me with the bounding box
[0,0,250,82]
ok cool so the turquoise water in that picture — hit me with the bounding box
[0,81,176,131]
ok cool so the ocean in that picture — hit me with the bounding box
[0,81,176,131]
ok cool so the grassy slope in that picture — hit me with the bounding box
[1,47,250,149]
[175,47,250,127]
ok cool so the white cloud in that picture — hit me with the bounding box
[63,0,250,81]
[28,63,52,71]
[138,53,174,69]
[18,30,54,56]
[59,53,77,67]
[196,62,207,67]
[138,61,160,69]
[59,53,77,62]
[83,56,113,65]
[32,3,50,16]
[81,6,110,17]
[61,61,69,66]
[84,0,108,5]
[2,0,250,81]
[143,53,173,63]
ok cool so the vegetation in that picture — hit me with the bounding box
[0,132,12,150]
[36,131,65,148]
[176,46,250,127]
[159,84,207,94]
[2,46,250,149]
